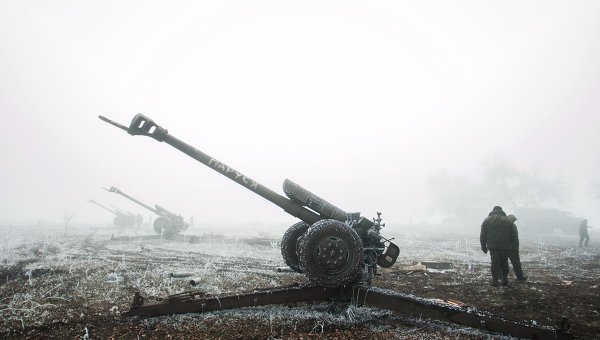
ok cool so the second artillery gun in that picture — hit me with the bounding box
[88,199,136,228]
[104,186,188,238]
[100,114,399,287]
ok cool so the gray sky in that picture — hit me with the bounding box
[1,1,599,226]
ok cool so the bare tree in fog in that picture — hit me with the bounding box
[428,170,483,221]
[481,159,569,208]
[429,159,569,222]
[62,210,76,235]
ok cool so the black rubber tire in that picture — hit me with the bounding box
[298,219,364,287]
[281,222,310,273]
[153,216,172,235]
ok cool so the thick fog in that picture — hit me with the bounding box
[1,1,599,228]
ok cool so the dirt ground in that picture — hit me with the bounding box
[0,223,598,339]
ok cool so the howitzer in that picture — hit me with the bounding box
[99,114,399,287]
[103,186,188,237]
[88,199,136,227]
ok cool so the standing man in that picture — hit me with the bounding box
[579,219,590,247]
[507,214,527,282]
[480,206,517,287]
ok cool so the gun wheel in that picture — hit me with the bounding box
[281,222,310,273]
[153,216,173,237]
[299,219,363,287]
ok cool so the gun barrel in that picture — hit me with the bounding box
[99,115,129,132]
[100,114,322,225]
[88,199,118,216]
[104,186,160,215]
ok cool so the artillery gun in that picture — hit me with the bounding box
[99,114,399,287]
[103,186,188,237]
[88,199,136,227]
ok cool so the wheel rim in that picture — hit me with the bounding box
[313,236,351,274]
[299,219,364,287]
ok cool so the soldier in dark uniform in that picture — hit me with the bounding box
[507,214,527,281]
[579,219,590,247]
[480,206,517,287]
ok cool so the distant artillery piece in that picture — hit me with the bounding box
[99,114,399,288]
[88,199,136,228]
[103,186,189,238]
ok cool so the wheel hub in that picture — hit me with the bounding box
[315,237,350,273]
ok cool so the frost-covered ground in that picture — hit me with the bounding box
[0,222,598,339]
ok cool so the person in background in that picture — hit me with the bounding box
[480,206,517,287]
[507,214,527,282]
[579,219,590,247]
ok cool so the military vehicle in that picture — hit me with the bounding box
[104,186,188,237]
[514,207,583,235]
[88,199,136,228]
[99,114,399,287]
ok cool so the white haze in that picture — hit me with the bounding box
[1,1,599,228]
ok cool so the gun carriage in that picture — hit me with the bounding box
[100,114,399,287]
[98,115,575,339]
[103,186,188,237]
[88,199,136,228]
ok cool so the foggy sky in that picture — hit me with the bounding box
[1,1,599,226]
